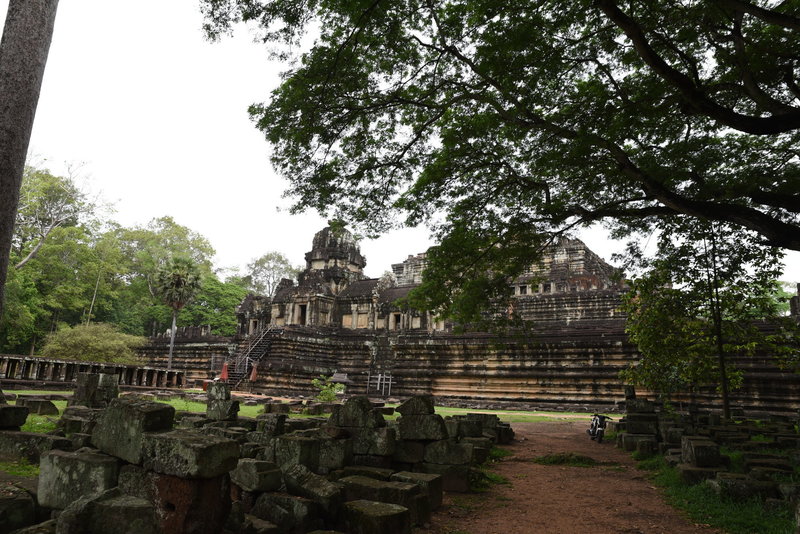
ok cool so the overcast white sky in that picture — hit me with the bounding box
[2,1,797,283]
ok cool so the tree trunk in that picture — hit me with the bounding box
[0,0,59,317]
[167,309,177,370]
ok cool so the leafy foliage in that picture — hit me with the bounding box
[41,322,145,363]
[621,219,800,416]
[311,374,345,402]
[200,0,800,321]
[245,251,301,297]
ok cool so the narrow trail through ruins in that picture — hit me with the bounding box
[425,421,722,534]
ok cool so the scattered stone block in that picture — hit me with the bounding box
[620,433,657,453]
[706,473,780,500]
[90,398,175,464]
[420,463,478,493]
[352,427,396,456]
[141,429,240,479]
[343,465,394,481]
[263,403,290,415]
[250,492,322,533]
[275,434,321,471]
[16,397,59,416]
[283,464,343,514]
[0,484,35,533]
[207,381,231,401]
[677,464,721,485]
[256,414,287,436]
[0,431,71,463]
[58,406,102,436]
[318,438,353,472]
[38,449,121,510]
[55,488,158,534]
[390,471,443,510]
[392,440,425,464]
[681,436,721,467]
[207,400,240,421]
[69,373,119,409]
[343,500,411,534]
[624,413,658,435]
[339,475,421,523]
[397,415,448,441]
[396,396,434,416]
[118,464,231,534]
[0,405,29,429]
[424,440,473,465]
[496,423,515,444]
[230,458,282,492]
[243,514,282,534]
[330,396,385,428]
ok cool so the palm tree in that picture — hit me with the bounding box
[154,256,201,370]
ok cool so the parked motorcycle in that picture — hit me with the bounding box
[587,413,613,443]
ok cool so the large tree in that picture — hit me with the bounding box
[246,251,301,297]
[0,0,59,318]
[201,0,800,317]
[621,218,797,418]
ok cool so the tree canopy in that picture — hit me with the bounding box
[245,251,301,297]
[201,0,800,317]
[41,322,145,364]
[620,218,798,417]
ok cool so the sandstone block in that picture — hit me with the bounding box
[339,475,421,523]
[38,449,121,510]
[0,405,29,429]
[275,434,320,471]
[118,464,231,534]
[621,433,657,453]
[343,465,394,481]
[58,406,102,436]
[141,429,240,478]
[90,398,175,464]
[16,397,59,416]
[244,514,282,534]
[0,431,71,463]
[330,396,385,428]
[69,373,119,409]
[397,415,448,441]
[207,399,239,421]
[256,413,287,436]
[318,437,353,472]
[352,427,396,456]
[283,464,344,514]
[396,395,434,416]
[0,484,35,533]
[420,463,480,493]
[496,423,515,444]
[392,440,425,464]
[424,440,474,465]
[681,436,721,467]
[55,488,158,534]
[230,458,282,492]
[677,464,721,484]
[250,492,322,533]
[343,500,411,534]
[207,381,231,401]
[390,471,443,510]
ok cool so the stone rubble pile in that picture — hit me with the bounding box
[0,375,514,534]
[613,387,800,513]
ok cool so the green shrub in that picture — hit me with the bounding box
[311,375,345,402]
[41,323,145,364]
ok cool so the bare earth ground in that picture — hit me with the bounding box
[424,421,722,534]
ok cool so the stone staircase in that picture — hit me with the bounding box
[227,325,280,390]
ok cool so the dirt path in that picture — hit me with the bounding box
[425,421,722,534]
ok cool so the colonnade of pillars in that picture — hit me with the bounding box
[0,356,185,388]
